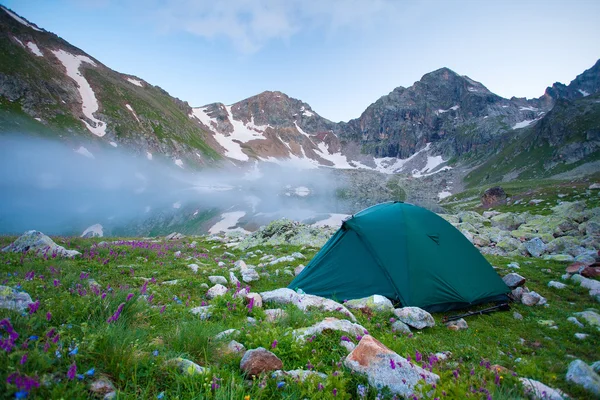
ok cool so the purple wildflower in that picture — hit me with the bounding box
[0,319,19,352]
[494,373,500,386]
[6,373,40,392]
[46,312,52,321]
[390,358,396,370]
[332,388,338,397]
[107,303,125,323]
[415,350,422,362]
[28,301,40,314]
[271,340,278,349]
[160,305,166,314]
[126,293,134,302]
[247,297,254,312]
[20,354,27,365]
[341,336,351,342]
[67,363,76,380]
[140,282,148,295]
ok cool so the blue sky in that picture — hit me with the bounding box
[3,0,600,122]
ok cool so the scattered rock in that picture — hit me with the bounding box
[206,284,228,299]
[548,281,567,289]
[344,335,439,397]
[208,276,228,285]
[568,317,585,328]
[187,263,200,273]
[241,268,260,283]
[0,285,33,312]
[566,359,600,396]
[260,288,356,321]
[543,254,575,262]
[525,237,547,257]
[215,329,240,340]
[521,291,547,306]
[190,305,213,320]
[167,357,207,375]
[391,320,411,334]
[345,295,394,312]
[513,312,523,320]
[264,308,287,322]
[165,232,185,240]
[503,273,526,289]
[294,264,305,276]
[589,183,600,190]
[582,267,600,278]
[229,271,241,287]
[240,347,283,377]
[508,262,521,269]
[224,340,246,355]
[575,333,589,340]
[293,317,368,342]
[245,293,263,308]
[89,376,116,399]
[446,318,468,331]
[393,307,435,329]
[574,310,600,330]
[2,230,81,258]
[340,340,356,353]
[237,219,336,249]
[520,377,567,400]
[271,369,327,382]
[572,274,600,291]
[481,187,507,208]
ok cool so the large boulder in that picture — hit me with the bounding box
[2,230,81,258]
[344,295,394,312]
[208,276,228,285]
[237,219,336,249]
[520,378,567,400]
[260,288,356,321]
[240,347,283,377]
[503,273,526,289]
[566,359,600,396]
[481,187,507,208]
[524,237,547,258]
[344,335,439,397]
[491,213,526,231]
[166,357,207,375]
[241,268,260,283]
[292,317,368,342]
[0,286,33,312]
[206,284,228,299]
[574,310,600,330]
[393,307,435,329]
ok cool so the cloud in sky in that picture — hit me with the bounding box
[151,0,397,53]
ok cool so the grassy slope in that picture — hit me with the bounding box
[1,234,598,399]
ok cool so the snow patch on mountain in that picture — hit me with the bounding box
[436,105,460,114]
[312,213,349,228]
[512,119,535,129]
[175,159,183,168]
[127,77,143,87]
[191,107,249,162]
[11,36,25,47]
[109,142,117,147]
[146,152,153,161]
[125,104,140,122]
[52,49,106,137]
[300,106,315,117]
[209,211,248,234]
[3,7,43,31]
[74,146,94,159]
[438,190,452,200]
[579,89,590,97]
[81,224,103,238]
[26,42,43,57]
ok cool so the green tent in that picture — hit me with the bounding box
[289,202,509,312]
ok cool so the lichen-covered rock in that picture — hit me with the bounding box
[521,291,547,306]
[260,288,356,321]
[393,307,435,329]
[89,376,116,399]
[241,268,260,283]
[292,317,368,342]
[208,276,228,285]
[520,378,566,400]
[237,219,336,250]
[566,359,600,396]
[240,347,283,377]
[344,335,439,397]
[190,305,213,320]
[264,308,287,322]
[574,310,600,330]
[215,329,240,340]
[166,357,207,375]
[0,285,33,312]
[345,295,394,312]
[245,293,263,308]
[491,213,525,231]
[524,237,547,257]
[271,369,327,382]
[206,284,228,299]
[2,230,81,258]
[446,318,468,331]
[548,281,567,289]
[224,340,246,355]
[391,320,411,334]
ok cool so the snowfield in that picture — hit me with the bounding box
[4,8,43,31]
[127,77,143,87]
[209,211,248,234]
[74,146,94,159]
[26,41,43,57]
[81,224,103,238]
[52,49,107,137]
[312,213,350,228]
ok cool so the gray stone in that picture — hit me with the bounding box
[521,291,546,306]
[245,292,263,308]
[190,305,213,320]
[269,255,296,266]
[568,317,585,328]
[264,308,287,322]
[446,318,468,331]
[391,320,412,334]
[272,369,327,382]
[215,329,240,340]
[542,254,575,263]
[572,274,600,291]
[206,284,228,299]
[574,310,600,330]
[293,317,368,342]
[548,281,567,289]
[291,252,305,259]
[0,285,33,312]
[229,271,240,287]
[345,295,394,312]
[575,333,589,340]
[167,357,207,375]
[165,232,185,240]
[393,307,435,329]
[340,340,356,353]
[513,312,523,320]
[491,213,525,230]
[344,335,439,398]
[507,262,521,269]
[520,378,567,400]
[294,264,305,276]
[241,268,260,283]
[2,230,81,258]
[503,273,526,289]
[208,276,228,285]
[188,263,200,273]
[525,237,547,257]
[566,359,600,396]
[89,377,116,399]
[592,361,600,373]
[225,340,246,354]
[260,288,356,321]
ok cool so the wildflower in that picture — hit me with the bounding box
[147,294,154,303]
[318,382,324,391]
[415,351,422,362]
[244,396,250,400]
[25,271,35,281]
[46,312,52,321]
[69,347,78,356]
[67,363,77,380]
[356,335,363,341]
[85,368,95,376]
[157,392,165,399]
[357,384,367,398]
[107,303,126,323]
[160,305,166,314]
[470,368,475,375]
[28,301,40,314]
[494,373,500,386]
[332,388,338,397]
[271,340,278,349]
[306,361,314,370]
[20,354,27,365]
[126,293,134,302]
[6,373,40,392]
[390,358,396,370]
[0,319,19,352]
[340,336,351,342]
[101,292,107,300]
[247,297,254,312]
[277,381,285,388]
[453,369,459,379]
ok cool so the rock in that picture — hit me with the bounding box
[393,307,435,329]
[162,279,180,286]
[294,264,305,276]
[206,284,228,299]
[224,340,246,355]
[190,305,213,320]
[264,308,287,322]
[240,347,283,377]
[237,219,337,250]
[542,254,575,262]
[229,272,241,287]
[189,241,197,248]
[167,357,207,375]
[199,283,209,289]
[340,340,356,353]
[590,183,600,190]
[481,187,507,207]
[215,329,240,340]
[511,287,526,301]
[241,268,260,283]
[291,252,305,259]
[89,376,116,398]
[293,317,368,342]
[345,295,394,312]
[525,238,546,257]
[344,335,439,397]
[208,276,228,285]
[246,317,257,325]
[245,293,263,308]
[592,361,600,373]
[575,333,589,340]
[521,292,547,306]
[165,232,185,240]
[271,369,327,382]
[571,274,600,291]
[513,312,523,320]
[188,263,200,273]
[548,281,567,289]
[446,318,468,331]
[2,230,81,258]
[520,378,567,400]
[0,285,33,312]
[587,220,600,237]
[483,211,501,218]
[582,267,600,278]
[568,317,585,328]
[566,359,600,396]
[491,213,525,231]
[173,251,181,257]
[391,320,411,334]
[260,288,356,321]
[269,255,296,266]
[503,273,526,289]
[574,310,600,330]
[507,262,521,269]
